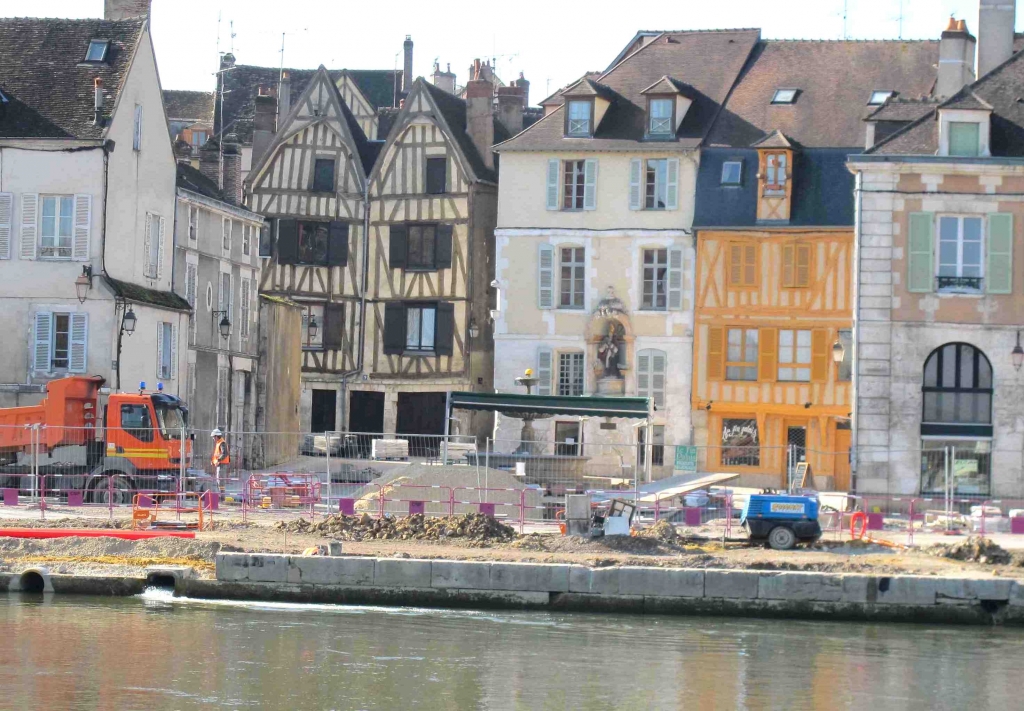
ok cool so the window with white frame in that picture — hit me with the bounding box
[188,206,198,241]
[868,90,893,105]
[32,312,87,373]
[563,160,586,210]
[133,104,143,151]
[645,159,669,209]
[641,248,668,310]
[648,98,673,136]
[726,328,758,381]
[937,216,984,292]
[84,39,109,62]
[242,224,251,256]
[40,196,73,259]
[778,329,812,381]
[567,100,592,136]
[222,217,232,251]
[559,247,585,309]
[721,161,743,185]
[157,322,175,380]
[405,305,436,351]
[558,351,585,396]
[636,349,666,407]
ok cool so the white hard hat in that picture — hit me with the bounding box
[211,428,223,437]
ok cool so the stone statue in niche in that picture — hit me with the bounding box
[595,320,626,394]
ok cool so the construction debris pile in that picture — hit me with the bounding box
[634,520,679,543]
[925,536,1012,565]
[274,513,517,544]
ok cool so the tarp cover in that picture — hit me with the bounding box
[447,391,652,419]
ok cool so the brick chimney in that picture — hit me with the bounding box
[936,17,976,98]
[433,62,456,94]
[199,139,220,186]
[222,134,242,206]
[93,78,104,125]
[278,71,292,127]
[252,86,277,166]
[465,60,494,170]
[173,138,193,165]
[104,0,151,20]
[515,72,530,107]
[495,85,524,136]
[978,0,1016,79]
[403,36,414,93]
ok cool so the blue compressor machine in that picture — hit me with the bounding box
[740,494,822,550]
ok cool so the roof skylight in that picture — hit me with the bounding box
[85,40,110,63]
[868,90,894,105]
[771,89,798,105]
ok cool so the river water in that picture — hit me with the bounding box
[1,591,1020,710]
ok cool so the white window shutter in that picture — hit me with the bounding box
[546,159,560,210]
[0,192,13,259]
[142,213,153,277]
[156,322,165,380]
[583,159,597,210]
[33,312,52,372]
[666,158,679,210]
[157,216,166,278]
[170,324,178,380]
[629,159,642,210]
[668,247,683,309]
[185,263,197,307]
[537,347,553,396]
[538,243,554,309]
[637,351,650,398]
[73,194,91,261]
[69,313,88,373]
[652,351,666,408]
[20,193,38,260]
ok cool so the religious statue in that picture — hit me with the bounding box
[596,321,625,378]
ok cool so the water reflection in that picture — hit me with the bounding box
[0,592,1020,710]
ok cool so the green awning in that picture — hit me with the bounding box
[448,392,652,419]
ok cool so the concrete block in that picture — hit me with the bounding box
[705,569,760,599]
[874,576,938,605]
[934,578,1013,602]
[1009,581,1024,607]
[215,553,250,582]
[245,554,291,584]
[490,562,569,592]
[568,566,620,594]
[758,572,843,602]
[618,567,704,598]
[840,575,872,604]
[431,560,491,590]
[289,556,374,586]
[374,558,433,588]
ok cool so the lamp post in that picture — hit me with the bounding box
[307,314,319,342]
[832,337,845,366]
[74,265,93,303]
[212,311,232,340]
[114,301,137,391]
[1013,330,1024,372]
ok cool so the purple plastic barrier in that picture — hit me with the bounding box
[1012,517,1024,535]
[866,512,884,531]
[339,498,355,515]
[479,503,496,516]
[683,507,702,527]
[409,500,425,515]
[3,488,17,507]
[67,491,84,507]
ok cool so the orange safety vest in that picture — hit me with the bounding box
[211,438,231,466]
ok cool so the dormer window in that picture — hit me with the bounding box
[771,89,798,105]
[567,100,592,137]
[85,40,109,63]
[949,122,981,157]
[764,153,787,194]
[648,98,673,136]
[868,90,893,105]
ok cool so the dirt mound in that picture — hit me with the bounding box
[925,536,1012,565]
[274,513,517,545]
[0,517,131,529]
[635,520,678,543]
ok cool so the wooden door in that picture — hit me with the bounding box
[833,427,852,491]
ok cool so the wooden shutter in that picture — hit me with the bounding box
[259,219,275,257]
[758,327,778,383]
[434,302,455,356]
[0,192,11,259]
[651,350,666,408]
[389,224,408,268]
[629,158,642,210]
[583,159,597,210]
[156,322,165,379]
[382,303,406,354]
[538,243,554,309]
[707,326,724,381]
[637,351,650,398]
[327,221,349,266]
[810,328,828,383]
[142,213,153,276]
[728,244,742,286]
[20,193,38,260]
[666,158,679,209]
[69,313,88,373]
[185,263,197,308]
[987,213,1013,294]
[907,212,934,293]
[743,244,757,286]
[782,244,795,287]
[796,244,811,287]
[537,347,553,396]
[239,277,251,337]
[73,194,91,261]
[33,312,52,372]
[170,323,178,380]
[157,215,166,278]
[277,219,298,264]
[546,159,559,210]
[323,302,344,349]
[668,247,683,309]
[435,224,453,269]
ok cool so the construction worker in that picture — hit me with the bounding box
[211,429,230,487]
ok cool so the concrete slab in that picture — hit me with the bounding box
[374,558,432,588]
[874,576,938,606]
[618,567,704,598]
[431,560,491,590]
[567,567,620,595]
[840,575,873,604]
[245,554,292,584]
[490,562,568,592]
[758,572,844,602]
[215,553,250,582]
[289,556,375,586]
[705,569,759,600]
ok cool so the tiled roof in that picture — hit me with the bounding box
[938,88,993,111]
[869,48,1024,156]
[864,97,939,122]
[706,39,940,148]
[176,162,223,201]
[104,276,191,312]
[422,81,499,182]
[750,129,795,148]
[499,29,762,152]
[0,17,145,139]
[163,89,214,122]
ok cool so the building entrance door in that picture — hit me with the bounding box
[554,421,581,456]
[311,389,337,433]
[786,424,807,488]
[834,425,852,491]
[396,392,447,456]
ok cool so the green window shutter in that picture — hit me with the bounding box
[987,213,1013,294]
[907,212,934,293]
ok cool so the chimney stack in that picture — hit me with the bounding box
[93,78,104,125]
[465,60,494,170]
[199,139,220,186]
[222,134,242,207]
[403,35,414,93]
[495,86,525,136]
[104,0,151,20]
[278,71,292,127]
[515,72,530,108]
[252,86,277,167]
[936,17,976,98]
[433,62,456,95]
[978,0,1016,78]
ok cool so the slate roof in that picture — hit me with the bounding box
[218,64,401,143]
[498,29,762,153]
[176,163,223,201]
[869,48,1024,156]
[104,276,191,312]
[422,80,500,182]
[706,39,940,148]
[0,17,146,139]
[163,90,214,122]
[750,129,795,148]
[864,97,939,122]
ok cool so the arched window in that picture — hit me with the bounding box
[921,343,992,434]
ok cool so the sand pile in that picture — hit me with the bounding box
[926,536,1012,565]
[0,535,222,576]
[0,517,131,529]
[274,513,517,544]
[635,520,679,543]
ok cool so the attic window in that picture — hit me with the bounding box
[85,40,109,63]
[771,89,798,105]
[868,90,894,105]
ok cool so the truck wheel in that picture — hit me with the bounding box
[91,475,132,506]
[767,525,797,551]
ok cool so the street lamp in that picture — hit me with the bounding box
[122,306,137,335]
[467,317,479,340]
[212,311,231,340]
[74,265,93,303]
[115,301,137,390]
[307,314,319,341]
[831,338,845,365]
[1013,330,1024,372]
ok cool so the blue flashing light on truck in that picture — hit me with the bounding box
[741,494,822,550]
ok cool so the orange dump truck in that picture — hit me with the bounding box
[0,376,208,503]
